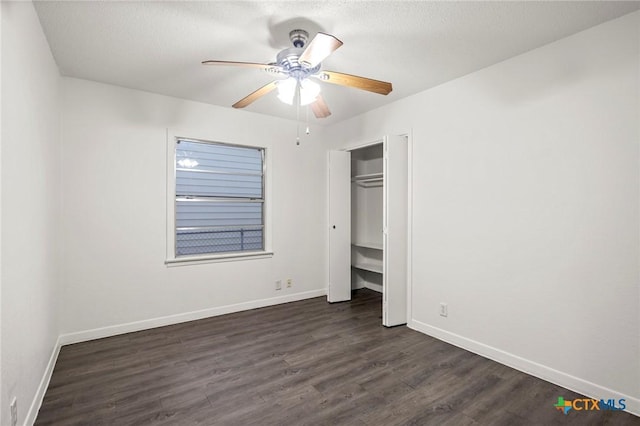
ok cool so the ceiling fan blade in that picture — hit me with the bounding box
[319,71,392,95]
[232,81,278,109]
[299,33,343,68]
[202,60,283,73]
[310,95,331,119]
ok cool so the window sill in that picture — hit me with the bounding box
[165,251,274,267]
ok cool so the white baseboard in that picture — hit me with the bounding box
[25,336,61,426]
[364,283,383,293]
[353,282,383,293]
[409,319,639,418]
[59,289,326,346]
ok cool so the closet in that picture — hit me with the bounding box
[328,135,408,327]
[351,143,384,293]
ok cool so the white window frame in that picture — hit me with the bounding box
[165,130,273,265]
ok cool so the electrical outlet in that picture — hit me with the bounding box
[440,303,448,317]
[286,279,292,288]
[10,397,17,426]
[275,280,282,290]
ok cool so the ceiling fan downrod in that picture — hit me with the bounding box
[289,29,309,48]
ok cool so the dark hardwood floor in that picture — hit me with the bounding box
[36,289,639,425]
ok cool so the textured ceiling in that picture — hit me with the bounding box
[34,1,639,125]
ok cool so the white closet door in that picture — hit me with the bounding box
[328,150,352,302]
[383,135,408,326]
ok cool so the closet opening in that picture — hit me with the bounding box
[328,135,408,327]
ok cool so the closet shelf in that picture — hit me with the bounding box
[351,172,383,187]
[352,242,383,250]
[352,262,383,274]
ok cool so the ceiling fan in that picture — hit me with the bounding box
[202,29,393,118]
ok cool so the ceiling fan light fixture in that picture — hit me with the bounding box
[277,78,321,106]
[299,79,321,106]
[276,78,297,105]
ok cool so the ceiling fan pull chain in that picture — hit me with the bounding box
[306,104,311,136]
[296,86,301,146]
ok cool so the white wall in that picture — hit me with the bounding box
[1,2,61,425]
[327,11,640,411]
[59,78,327,337]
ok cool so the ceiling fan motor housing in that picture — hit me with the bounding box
[276,46,321,80]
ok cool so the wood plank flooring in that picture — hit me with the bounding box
[36,290,639,425]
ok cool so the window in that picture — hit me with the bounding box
[173,138,265,258]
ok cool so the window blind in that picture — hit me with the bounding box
[175,139,264,256]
